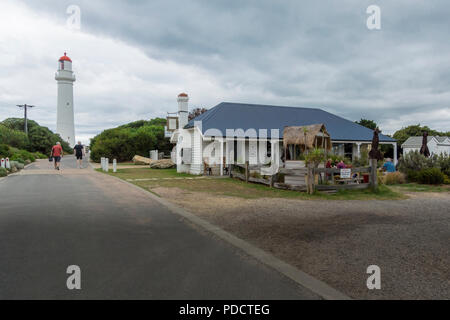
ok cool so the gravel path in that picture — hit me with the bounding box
[152,187,450,299]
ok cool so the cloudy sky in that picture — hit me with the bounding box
[0,0,449,144]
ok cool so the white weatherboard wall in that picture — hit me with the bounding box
[175,126,204,175]
[402,138,450,156]
[55,56,76,147]
[191,127,203,174]
[176,128,193,174]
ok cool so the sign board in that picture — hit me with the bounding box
[340,168,351,179]
[166,117,179,132]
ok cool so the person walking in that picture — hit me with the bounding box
[73,141,85,169]
[51,142,63,170]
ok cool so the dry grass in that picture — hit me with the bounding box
[382,172,406,185]
[100,168,404,200]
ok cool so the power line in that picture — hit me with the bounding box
[16,104,35,135]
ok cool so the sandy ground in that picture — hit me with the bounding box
[151,186,450,299]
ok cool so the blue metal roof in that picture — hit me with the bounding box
[186,102,396,142]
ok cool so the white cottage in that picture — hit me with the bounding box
[401,136,450,156]
[169,93,398,175]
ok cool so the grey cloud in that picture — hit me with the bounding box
[11,0,450,139]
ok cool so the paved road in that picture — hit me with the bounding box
[0,156,318,299]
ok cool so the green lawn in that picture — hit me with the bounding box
[99,168,405,200]
[390,183,450,193]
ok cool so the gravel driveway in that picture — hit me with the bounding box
[152,187,450,299]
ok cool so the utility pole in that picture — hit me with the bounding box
[16,104,35,135]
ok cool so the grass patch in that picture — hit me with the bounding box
[99,168,405,200]
[97,167,194,179]
[390,183,450,193]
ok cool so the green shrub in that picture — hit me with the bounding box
[416,168,445,185]
[0,167,7,177]
[383,172,406,185]
[11,157,25,164]
[398,150,435,173]
[436,153,450,176]
[377,171,384,185]
[90,118,172,162]
[444,175,450,185]
[352,149,369,167]
[404,169,419,182]
[34,152,47,159]
[0,124,29,149]
[10,160,24,170]
[0,144,11,158]
[305,148,325,167]
[1,118,71,154]
[10,149,35,162]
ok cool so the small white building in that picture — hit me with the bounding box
[401,136,450,156]
[169,94,398,175]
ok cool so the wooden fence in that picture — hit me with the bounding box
[230,159,378,194]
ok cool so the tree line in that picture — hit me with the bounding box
[0,118,71,155]
[89,118,172,162]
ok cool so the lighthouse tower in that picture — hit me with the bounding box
[55,52,76,147]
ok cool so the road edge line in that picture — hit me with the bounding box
[97,170,351,300]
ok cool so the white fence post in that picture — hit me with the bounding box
[1,158,5,168]
[150,150,158,161]
[113,159,117,173]
[101,157,104,171]
[105,158,109,172]
[5,158,10,169]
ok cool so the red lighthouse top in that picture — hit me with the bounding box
[59,52,72,62]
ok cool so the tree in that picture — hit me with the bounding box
[355,119,377,130]
[90,117,172,162]
[0,118,70,154]
[189,108,208,121]
[0,124,29,149]
[27,126,71,154]
[393,124,448,146]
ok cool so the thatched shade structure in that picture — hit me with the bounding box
[283,124,331,151]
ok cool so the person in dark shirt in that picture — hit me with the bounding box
[73,141,85,169]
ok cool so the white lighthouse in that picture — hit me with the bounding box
[55,52,76,147]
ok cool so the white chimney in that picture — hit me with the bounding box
[177,93,189,129]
